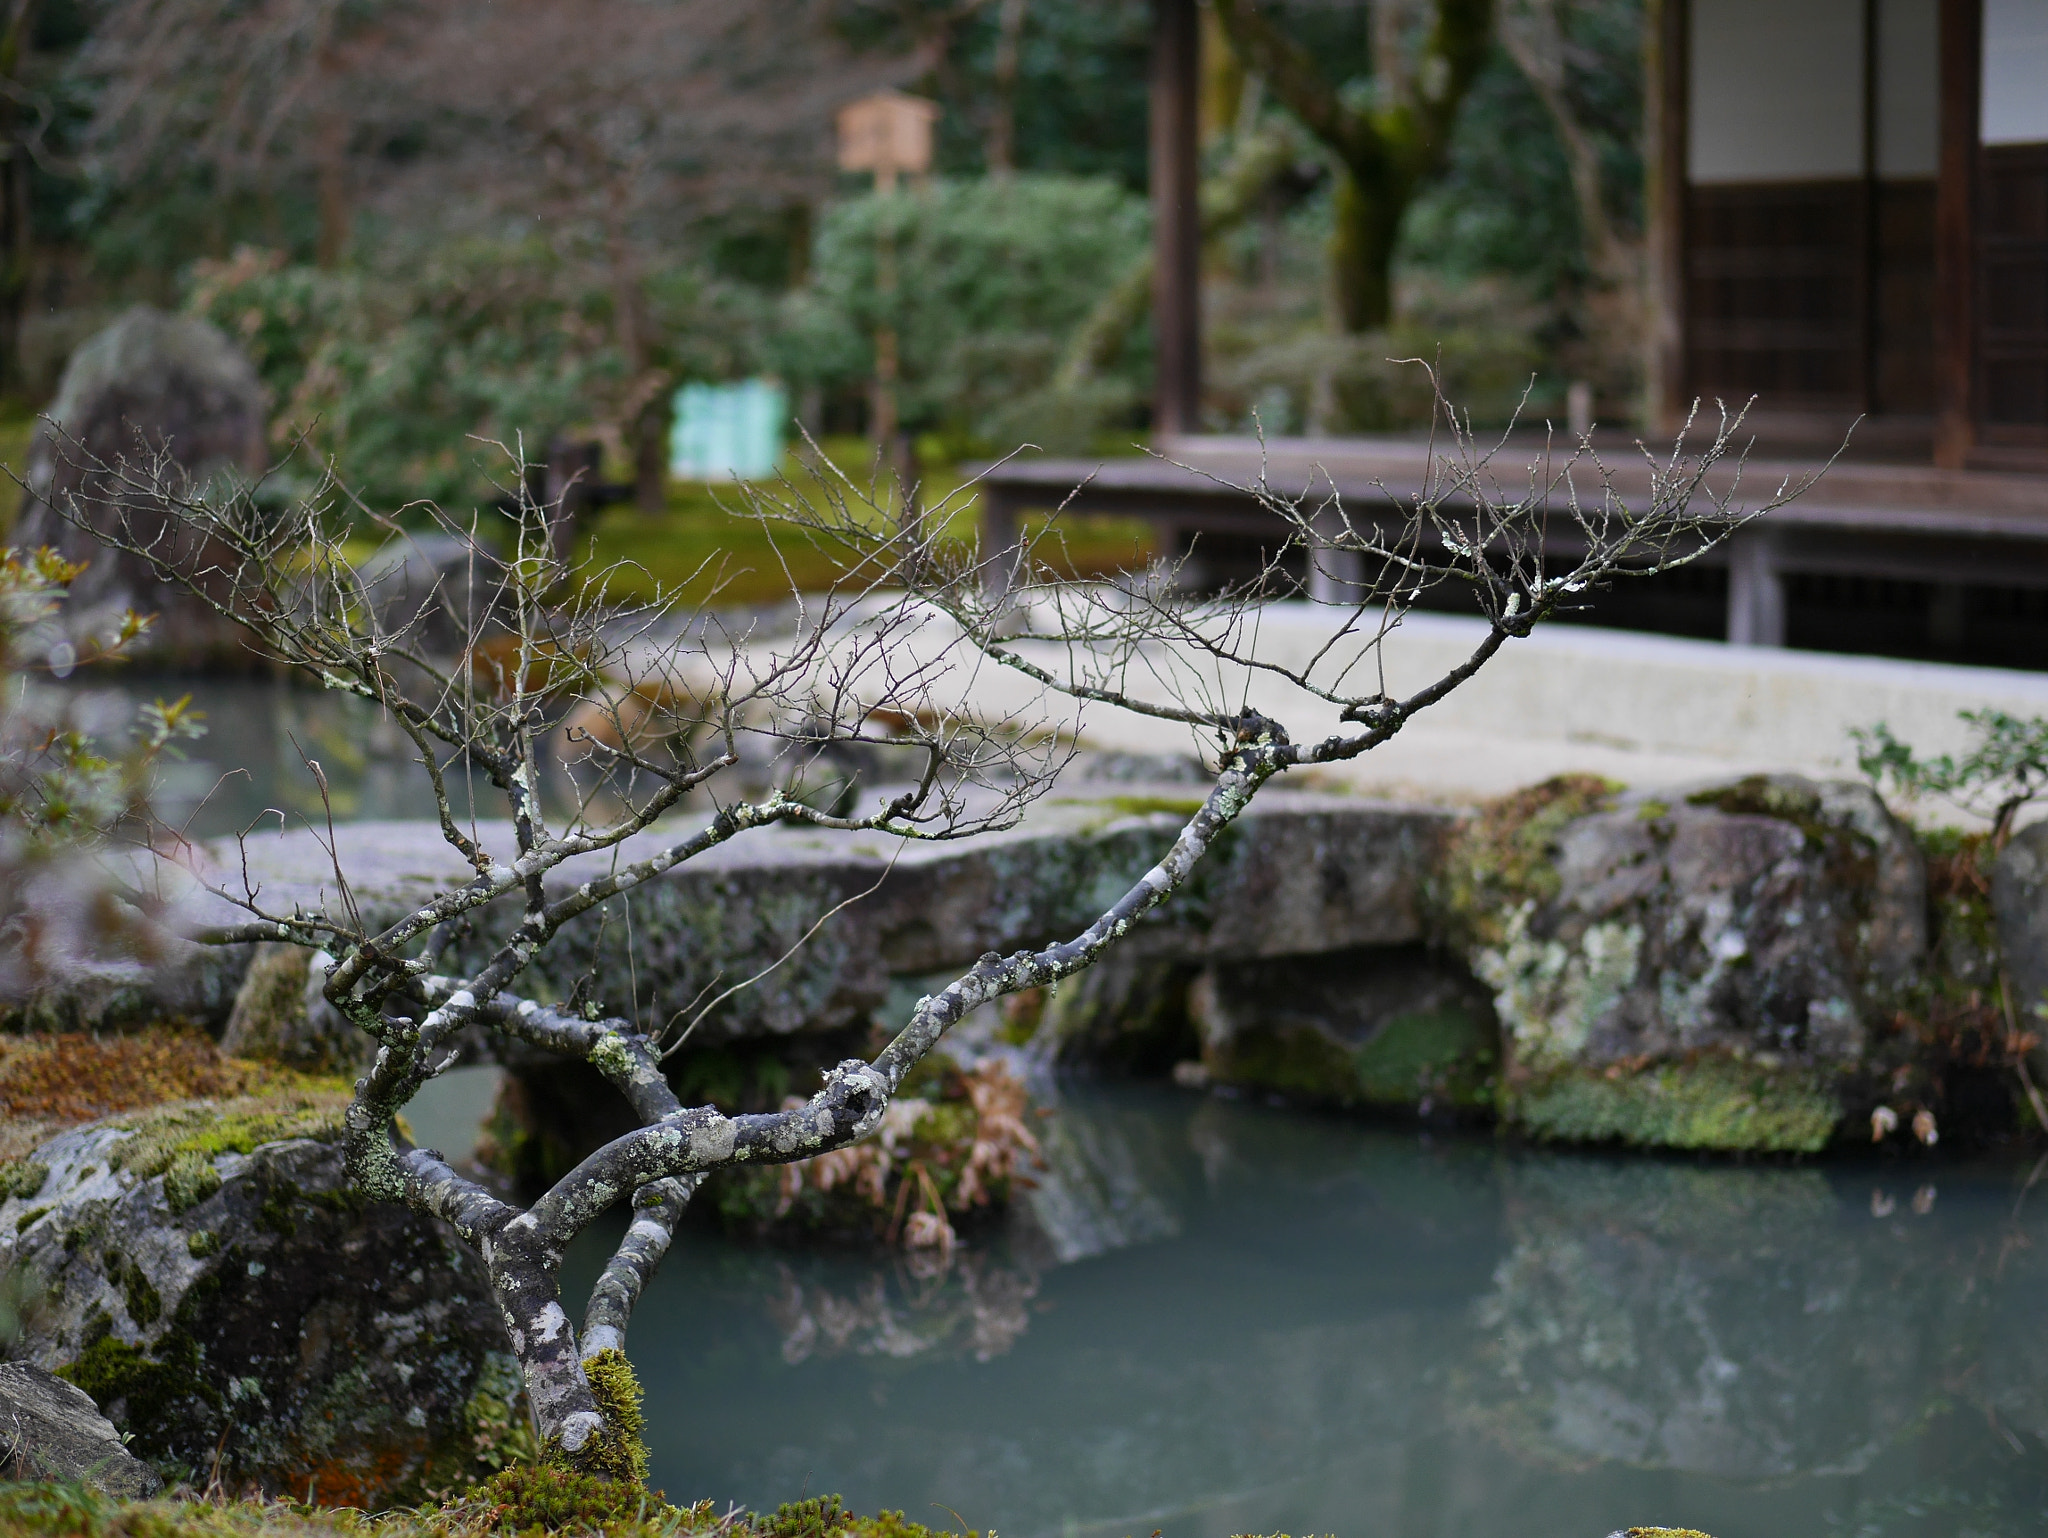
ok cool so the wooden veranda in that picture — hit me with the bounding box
[977,0,2048,668]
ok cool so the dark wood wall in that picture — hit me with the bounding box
[1683,179,1936,416]
[1979,143,2048,449]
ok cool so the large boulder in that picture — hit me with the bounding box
[1437,775,1927,1151]
[0,1090,520,1506]
[12,305,268,662]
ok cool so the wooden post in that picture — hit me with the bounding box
[1643,0,1688,435]
[1726,526,1786,647]
[1933,0,1981,469]
[1151,0,1201,439]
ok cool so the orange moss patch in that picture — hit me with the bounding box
[0,1027,285,1125]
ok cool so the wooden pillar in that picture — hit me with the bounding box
[1151,0,1202,439]
[1933,0,1981,469]
[1859,0,1880,413]
[979,482,1022,591]
[1726,526,1786,647]
[1643,0,1688,435]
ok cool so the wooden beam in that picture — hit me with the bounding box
[1150,0,1201,438]
[1933,0,1981,468]
[1643,0,1688,435]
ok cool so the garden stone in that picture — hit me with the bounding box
[1188,944,1498,1114]
[126,789,1453,1046]
[12,306,268,663]
[1992,820,2048,1020]
[0,1097,516,1505]
[220,943,368,1074]
[0,1360,162,1496]
[1443,775,1926,1150]
[350,532,511,660]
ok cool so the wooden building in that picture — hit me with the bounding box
[979,0,2048,665]
[1648,0,2048,470]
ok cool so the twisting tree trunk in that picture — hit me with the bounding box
[1211,0,1493,332]
[56,387,1800,1467]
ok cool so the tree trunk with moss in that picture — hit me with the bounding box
[1212,0,1494,333]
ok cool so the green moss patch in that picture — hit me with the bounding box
[755,1495,978,1538]
[1509,1056,1840,1152]
[58,1328,222,1428]
[0,1157,49,1199]
[1206,1004,1497,1114]
[103,1091,349,1182]
[575,1349,651,1486]
[0,1480,981,1538]
[1429,774,1619,949]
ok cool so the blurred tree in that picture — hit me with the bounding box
[1211,0,1493,332]
[74,0,407,269]
[1400,0,1643,397]
[77,0,906,507]
[383,0,903,508]
[784,174,1149,452]
[186,243,781,513]
[0,0,90,397]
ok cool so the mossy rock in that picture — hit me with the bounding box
[1428,774,1620,950]
[3,1105,509,1507]
[1444,774,1927,1150]
[1509,1054,1839,1153]
[1192,946,1499,1115]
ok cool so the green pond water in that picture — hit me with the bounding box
[532,1084,2048,1538]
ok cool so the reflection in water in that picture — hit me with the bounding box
[70,673,462,838]
[768,1255,1039,1367]
[579,1084,2048,1538]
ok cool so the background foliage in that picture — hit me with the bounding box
[0,0,1648,505]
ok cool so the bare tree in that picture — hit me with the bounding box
[45,389,1797,1473]
[76,0,402,266]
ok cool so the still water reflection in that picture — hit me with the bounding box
[564,1084,2048,1538]
[69,673,485,838]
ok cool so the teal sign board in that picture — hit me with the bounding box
[669,379,787,482]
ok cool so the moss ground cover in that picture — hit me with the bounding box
[578,439,1153,609]
[1510,1055,1841,1153]
[0,1028,345,1170]
[0,1484,1038,1538]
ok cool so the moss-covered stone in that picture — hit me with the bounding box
[1,1158,50,1199]
[104,1092,349,1183]
[1428,774,1620,950]
[1511,1055,1839,1152]
[8,1110,507,1508]
[161,1151,222,1215]
[1435,774,1927,1152]
[1191,946,1499,1116]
